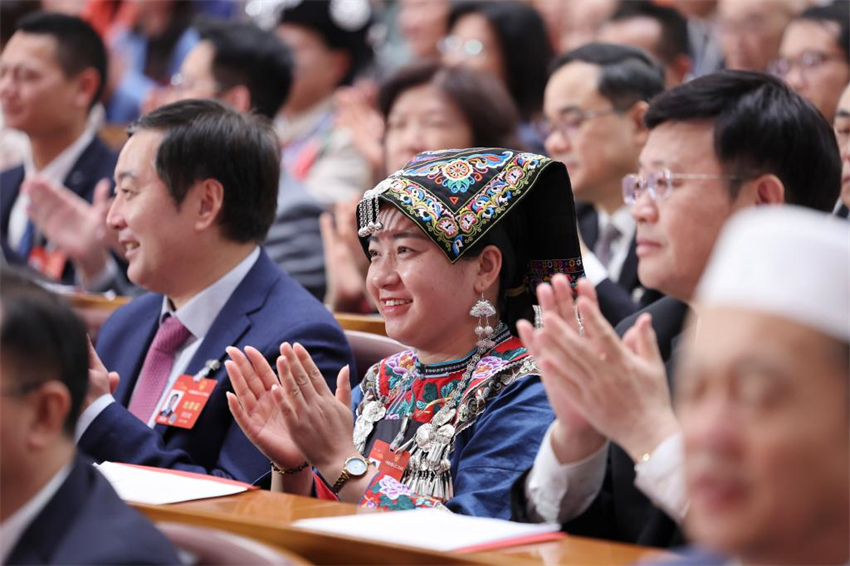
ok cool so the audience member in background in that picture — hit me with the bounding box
[668,207,850,566]
[512,71,841,548]
[661,0,723,77]
[77,100,353,483]
[556,0,618,53]
[275,0,373,207]
[774,1,849,123]
[542,43,666,325]
[323,62,520,314]
[442,0,552,153]
[0,271,179,565]
[597,1,692,87]
[227,147,583,518]
[0,0,38,170]
[717,0,810,72]
[835,84,850,218]
[106,0,198,123]
[0,12,123,290]
[397,0,450,62]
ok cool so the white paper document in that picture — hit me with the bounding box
[95,461,251,505]
[293,508,562,552]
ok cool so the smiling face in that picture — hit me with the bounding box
[0,32,88,137]
[678,309,850,564]
[632,121,749,301]
[384,83,474,173]
[365,207,486,360]
[107,130,199,296]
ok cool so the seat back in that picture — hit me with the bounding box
[344,329,407,384]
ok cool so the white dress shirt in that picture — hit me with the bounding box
[0,463,72,564]
[75,247,261,439]
[582,205,636,287]
[525,423,688,524]
[7,125,96,249]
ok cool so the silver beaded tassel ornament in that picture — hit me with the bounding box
[470,295,497,348]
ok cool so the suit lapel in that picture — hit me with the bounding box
[617,236,640,291]
[62,137,113,199]
[1,166,25,237]
[576,202,600,249]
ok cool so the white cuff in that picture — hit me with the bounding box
[581,250,610,287]
[633,433,689,523]
[525,423,609,524]
[75,394,115,443]
[78,255,119,293]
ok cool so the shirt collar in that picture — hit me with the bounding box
[23,122,97,184]
[160,247,261,339]
[0,461,73,564]
[597,204,635,238]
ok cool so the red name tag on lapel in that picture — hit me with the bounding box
[368,439,411,481]
[154,374,217,429]
[28,246,68,280]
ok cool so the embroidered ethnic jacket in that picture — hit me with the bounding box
[337,333,555,518]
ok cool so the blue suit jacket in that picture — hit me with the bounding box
[79,250,354,483]
[0,137,118,285]
[6,453,179,565]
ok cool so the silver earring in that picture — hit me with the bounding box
[470,292,496,349]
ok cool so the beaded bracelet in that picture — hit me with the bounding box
[271,461,309,475]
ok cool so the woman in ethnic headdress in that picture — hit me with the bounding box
[225,147,583,517]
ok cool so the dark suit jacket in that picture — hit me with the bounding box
[511,296,691,548]
[0,137,118,285]
[6,453,179,565]
[576,201,663,325]
[79,250,355,483]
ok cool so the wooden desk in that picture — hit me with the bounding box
[333,312,387,336]
[135,491,668,566]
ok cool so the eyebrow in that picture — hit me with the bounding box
[636,159,670,169]
[554,105,581,116]
[114,171,137,184]
[837,109,850,118]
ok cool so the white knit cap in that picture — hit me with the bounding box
[697,206,850,342]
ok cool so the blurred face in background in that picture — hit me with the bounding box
[441,13,506,85]
[276,23,348,115]
[383,83,473,172]
[0,31,91,137]
[718,0,799,72]
[835,85,850,208]
[679,309,850,565]
[543,61,647,210]
[776,19,849,122]
[559,0,618,52]
[399,0,450,60]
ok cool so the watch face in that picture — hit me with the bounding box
[345,457,368,476]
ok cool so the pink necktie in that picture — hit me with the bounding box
[128,315,192,423]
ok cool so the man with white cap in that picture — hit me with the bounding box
[671,206,850,565]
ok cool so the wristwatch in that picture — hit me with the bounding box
[332,456,369,493]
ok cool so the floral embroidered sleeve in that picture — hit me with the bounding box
[360,472,449,511]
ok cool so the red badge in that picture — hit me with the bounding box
[154,374,217,429]
[28,246,68,281]
[368,439,411,481]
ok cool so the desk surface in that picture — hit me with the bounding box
[136,490,668,566]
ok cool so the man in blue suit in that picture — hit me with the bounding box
[0,13,122,289]
[0,271,179,565]
[77,99,354,484]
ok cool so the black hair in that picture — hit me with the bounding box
[644,70,841,212]
[0,270,89,436]
[607,0,690,63]
[15,11,108,109]
[550,42,666,110]
[448,1,553,120]
[198,20,294,118]
[128,99,280,242]
[378,61,520,149]
[795,1,850,61]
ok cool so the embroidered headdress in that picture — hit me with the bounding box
[357,147,584,327]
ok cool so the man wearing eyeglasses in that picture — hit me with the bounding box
[541,42,665,326]
[513,70,841,548]
[0,271,179,565]
[773,1,849,123]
